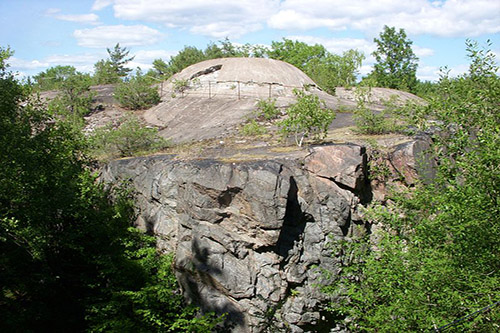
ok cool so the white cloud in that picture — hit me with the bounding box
[417,63,470,81]
[269,0,500,37]
[92,0,114,11]
[55,13,100,25]
[7,53,105,75]
[287,35,375,56]
[8,58,49,70]
[73,25,163,48]
[413,46,435,58]
[93,0,279,38]
[127,49,177,70]
[46,8,100,25]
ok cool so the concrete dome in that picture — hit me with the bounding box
[170,57,317,87]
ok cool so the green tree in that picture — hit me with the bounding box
[168,46,206,75]
[93,44,134,84]
[152,58,170,77]
[0,46,218,332]
[371,25,419,92]
[33,65,78,91]
[268,38,327,71]
[306,50,365,93]
[325,40,500,332]
[48,72,95,124]
[278,89,335,146]
[93,59,120,84]
[107,43,135,78]
[114,69,161,110]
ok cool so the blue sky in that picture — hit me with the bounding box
[1,0,499,81]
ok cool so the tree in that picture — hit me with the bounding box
[93,59,120,84]
[107,43,135,78]
[152,58,170,76]
[0,46,218,332]
[306,50,365,93]
[168,46,206,75]
[324,40,500,331]
[33,65,78,91]
[278,89,336,146]
[114,69,161,110]
[371,25,419,92]
[48,72,94,123]
[268,38,327,71]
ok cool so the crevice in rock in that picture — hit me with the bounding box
[217,187,242,208]
[189,64,222,80]
[275,177,313,262]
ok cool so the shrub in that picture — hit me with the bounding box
[89,113,169,159]
[115,70,161,110]
[278,89,335,146]
[353,86,394,134]
[255,98,280,120]
[172,79,189,94]
[241,119,267,136]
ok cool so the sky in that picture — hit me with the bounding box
[1,0,499,82]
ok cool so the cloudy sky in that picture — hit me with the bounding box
[1,0,499,81]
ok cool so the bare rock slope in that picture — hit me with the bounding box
[142,58,424,143]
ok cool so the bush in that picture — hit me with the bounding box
[172,79,189,94]
[89,113,169,159]
[353,87,397,134]
[255,98,280,120]
[278,89,335,146]
[115,70,161,110]
[323,40,500,332]
[240,119,267,136]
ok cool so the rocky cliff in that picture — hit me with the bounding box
[100,138,432,332]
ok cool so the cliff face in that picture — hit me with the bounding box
[100,139,431,332]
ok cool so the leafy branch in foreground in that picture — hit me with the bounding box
[323,40,500,332]
[0,45,219,332]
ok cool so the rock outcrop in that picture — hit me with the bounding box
[100,138,431,332]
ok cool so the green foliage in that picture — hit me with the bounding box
[169,46,206,76]
[324,40,500,332]
[115,69,161,110]
[172,78,189,94]
[93,44,134,84]
[87,235,222,332]
[268,38,327,70]
[48,72,95,124]
[305,49,365,93]
[107,43,135,78]
[240,119,267,136]
[93,59,120,84]
[152,58,169,76]
[371,26,419,93]
[255,98,280,120]
[88,113,169,159]
[267,39,364,93]
[33,65,78,91]
[278,89,336,146]
[0,46,218,332]
[352,86,392,134]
